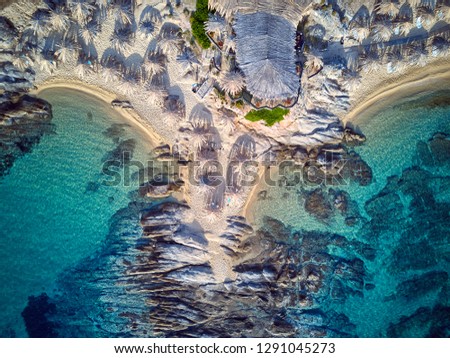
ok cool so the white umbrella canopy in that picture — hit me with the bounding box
[68,0,95,25]
[218,70,245,96]
[55,43,77,64]
[49,7,70,32]
[142,56,165,80]
[376,1,400,19]
[351,27,370,43]
[12,55,33,72]
[371,23,393,42]
[75,62,93,79]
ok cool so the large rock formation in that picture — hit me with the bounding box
[0,17,53,177]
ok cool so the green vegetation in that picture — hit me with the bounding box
[190,0,211,49]
[244,108,290,126]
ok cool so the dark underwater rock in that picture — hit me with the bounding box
[394,271,448,300]
[22,293,58,338]
[387,305,450,338]
[0,94,53,177]
[304,188,333,220]
[343,127,366,146]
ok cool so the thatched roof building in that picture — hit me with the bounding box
[209,0,303,25]
[233,12,299,101]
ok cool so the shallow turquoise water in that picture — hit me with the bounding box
[0,89,154,337]
[252,89,450,337]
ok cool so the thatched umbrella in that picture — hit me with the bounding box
[139,20,157,39]
[112,4,133,26]
[304,54,323,76]
[142,51,166,80]
[209,0,239,19]
[176,48,199,76]
[158,22,183,56]
[220,115,236,134]
[29,11,49,37]
[75,62,93,79]
[371,23,393,42]
[351,27,370,43]
[223,37,236,53]
[12,55,33,72]
[358,51,380,73]
[158,37,183,57]
[68,0,94,25]
[49,7,70,32]
[79,21,99,44]
[376,1,400,18]
[342,70,361,91]
[101,66,120,83]
[38,56,56,74]
[110,27,133,54]
[206,14,227,34]
[431,36,449,56]
[218,70,245,96]
[140,5,162,24]
[119,74,138,96]
[145,73,168,106]
[410,45,429,67]
[55,43,76,63]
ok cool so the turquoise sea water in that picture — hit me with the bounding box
[0,89,154,337]
[252,89,450,337]
[1,86,449,338]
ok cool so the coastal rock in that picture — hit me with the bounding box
[0,62,35,93]
[343,127,366,146]
[0,95,53,176]
[393,271,448,301]
[304,188,333,220]
[139,178,184,198]
[0,17,18,50]
[387,305,450,338]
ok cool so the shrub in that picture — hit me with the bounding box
[244,108,290,126]
[190,0,211,49]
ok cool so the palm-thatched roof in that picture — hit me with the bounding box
[234,12,299,100]
[209,0,302,24]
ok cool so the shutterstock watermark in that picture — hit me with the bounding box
[100,151,352,189]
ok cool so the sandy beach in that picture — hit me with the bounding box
[33,80,166,148]
[345,58,450,126]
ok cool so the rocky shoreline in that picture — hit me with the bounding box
[0,17,53,177]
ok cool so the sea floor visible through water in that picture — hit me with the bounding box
[251,89,450,337]
[0,89,156,337]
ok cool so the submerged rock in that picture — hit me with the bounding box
[0,95,53,177]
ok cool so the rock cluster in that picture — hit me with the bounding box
[0,17,53,177]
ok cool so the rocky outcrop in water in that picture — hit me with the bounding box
[0,17,53,177]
